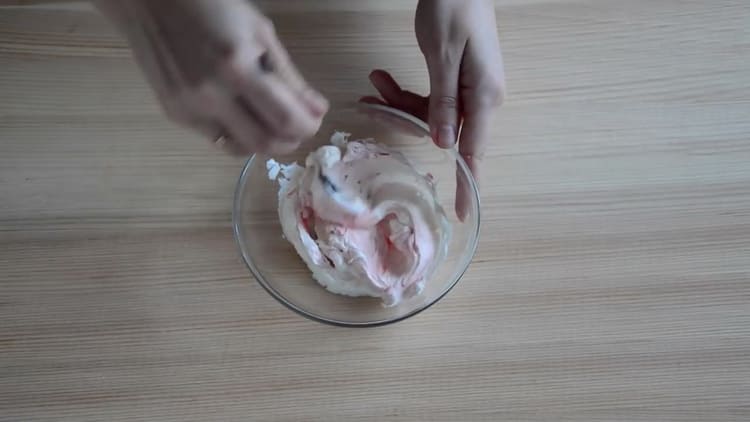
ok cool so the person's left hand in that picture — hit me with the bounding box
[361,0,505,218]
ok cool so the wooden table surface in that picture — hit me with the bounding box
[2,1,749,420]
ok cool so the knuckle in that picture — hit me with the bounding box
[434,95,459,110]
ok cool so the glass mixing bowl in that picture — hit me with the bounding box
[233,103,480,327]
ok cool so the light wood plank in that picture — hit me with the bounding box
[1,1,749,421]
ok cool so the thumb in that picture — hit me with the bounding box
[426,57,461,148]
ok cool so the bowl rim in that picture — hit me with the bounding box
[232,106,481,327]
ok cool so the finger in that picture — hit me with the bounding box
[211,99,263,153]
[455,162,471,222]
[190,80,302,156]
[220,49,323,141]
[424,55,461,148]
[455,106,493,219]
[183,119,234,152]
[259,25,329,117]
[236,74,322,141]
[265,51,329,118]
[223,102,301,155]
[458,105,493,179]
[172,88,251,156]
[189,121,251,157]
[369,69,402,102]
[205,88,298,155]
[215,133,252,156]
[368,69,429,122]
[182,118,249,157]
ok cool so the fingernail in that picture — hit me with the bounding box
[437,124,456,148]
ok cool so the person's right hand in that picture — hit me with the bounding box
[360,0,505,219]
[95,0,328,155]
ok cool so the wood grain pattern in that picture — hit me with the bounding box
[1,1,749,421]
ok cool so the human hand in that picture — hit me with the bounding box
[95,0,328,155]
[361,0,505,218]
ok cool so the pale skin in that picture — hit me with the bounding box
[96,0,505,217]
